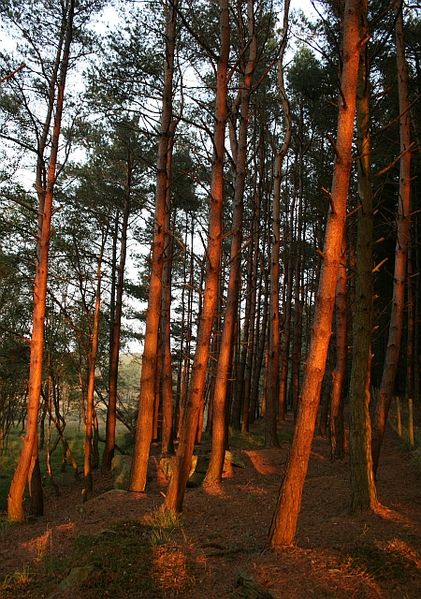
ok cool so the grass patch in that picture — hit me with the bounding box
[0,565,31,594]
[229,427,292,450]
[67,519,196,598]
[0,518,200,598]
[143,507,181,546]
[0,517,13,540]
[349,540,419,581]
[229,430,265,449]
[0,424,103,510]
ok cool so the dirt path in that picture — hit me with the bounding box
[1,424,420,598]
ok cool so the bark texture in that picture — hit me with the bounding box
[165,0,230,512]
[205,0,256,485]
[7,0,75,522]
[348,0,379,513]
[130,0,178,492]
[268,0,361,546]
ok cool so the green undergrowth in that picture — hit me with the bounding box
[0,422,131,510]
[228,426,292,450]
[0,514,199,598]
[0,426,87,511]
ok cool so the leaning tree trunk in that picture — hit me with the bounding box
[372,4,412,475]
[268,0,361,547]
[164,0,230,513]
[130,0,178,493]
[7,0,75,522]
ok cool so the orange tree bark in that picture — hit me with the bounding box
[268,0,361,547]
[348,0,379,512]
[372,3,412,475]
[130,0,178,492]
[7,0,75,522]
[164,0,230,512]
[204,0,256,485]
[265,0,291,447]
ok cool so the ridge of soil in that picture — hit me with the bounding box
[0,422,420,598]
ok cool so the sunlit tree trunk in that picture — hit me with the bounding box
[130,0,178,492]
[268,0,361,546]
[7,0,75,522]
[205,0,256,484]
[372,4,412,475]
[165,0,230,512]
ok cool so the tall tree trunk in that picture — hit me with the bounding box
[161,201,176,456]
[232,241,252,430]
[348,1,379,512]
[175,218,194,437]
[372,4,412,475]
[7,0,75,522]
[130,0,178,492]
[205,0,256,484]
[164,0,230,512]
[265,0,291,447]
[250,256,268,422]
[247,137,264,426]
[83,248,104,500]
[268,0,361,546]
[278,197,294,420]
[291,233,304,418]
[103,188,130,470]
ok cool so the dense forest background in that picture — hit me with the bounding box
[0,0,420,551]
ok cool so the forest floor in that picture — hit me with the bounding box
[0,419,420,599]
